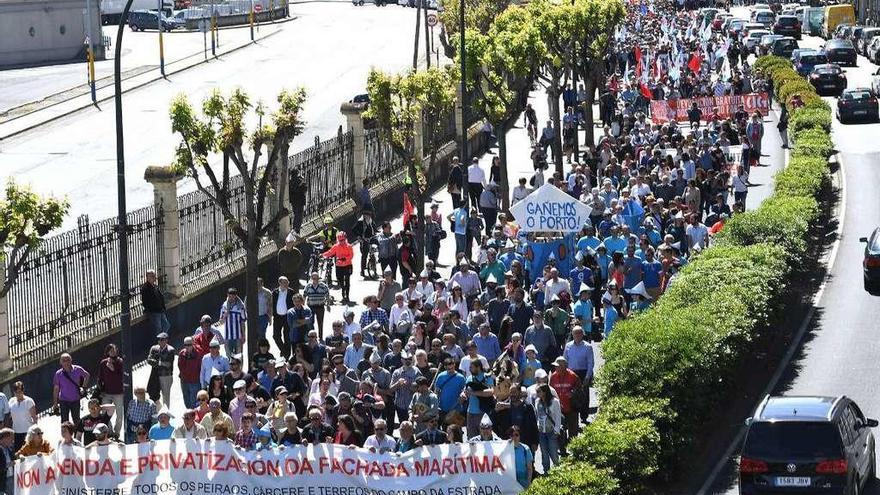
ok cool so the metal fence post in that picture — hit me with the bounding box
[144,166,182,299]
[340,102,367,190]
[414,110,425,163]
[0,262,10,375]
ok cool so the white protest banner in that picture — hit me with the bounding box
[14,440,521,495]
[509,183,592,232]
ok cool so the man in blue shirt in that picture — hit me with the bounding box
[576,226,601,256]
[571,288,594,327]
[433,359,466,418]
[641,247,663,300]
[472,323,502,363]
[603,225,628,255]
[465,362,495,437]
[623,246,644,292]
[568,257,593,296]
[563,327,594,383]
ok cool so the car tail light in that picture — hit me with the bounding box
[810,74,820,79]
[816,459,847,474]
[866,257,880,268]
[870,98,878,104]
[740,457,769,474]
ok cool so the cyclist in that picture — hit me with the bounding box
[308,216,338,284]
[352,210,378,279]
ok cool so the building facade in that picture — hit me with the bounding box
[0,0,103,68]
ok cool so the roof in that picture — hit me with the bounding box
[756,396,841,421]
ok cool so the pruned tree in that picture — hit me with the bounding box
[437,0,511,58]
[461,4,544,210]
[0,180,69,297]
[169,87,307,351]
[365,66,457,273]
[572,0,626,146]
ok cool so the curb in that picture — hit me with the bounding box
[0,19,291,142]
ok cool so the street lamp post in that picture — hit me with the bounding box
[459,0,467,163]
[158,0,166,77]
[85,0,97,103]
[113,0,136,439]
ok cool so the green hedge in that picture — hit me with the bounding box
[537,54,831,494]
[523,462,618,495]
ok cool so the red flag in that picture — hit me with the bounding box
[639,82,653,99]
[687,53,701,73]
[402,192,415,227]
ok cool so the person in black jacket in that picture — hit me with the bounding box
[272,277,296,360]
[351,210,377,278]
[288,169,308,234]
[447,157,466,209]
[140,270,169,337]
[491,385,539,453]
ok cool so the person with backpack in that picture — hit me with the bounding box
[463,360,494,438]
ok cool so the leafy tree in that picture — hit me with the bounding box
[528,0,577,174]
[169,88,307,351]
[571,0,626,146]
[0,181,69,297]
[437,0,511,58]
[366,66,457,271]
[461,5,543,209]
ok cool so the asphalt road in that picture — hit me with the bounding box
[704,21,880,495]
[0,1,437,230]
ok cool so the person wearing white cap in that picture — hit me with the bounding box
[341,308,361,341]
[228,379,253,431]
[468,413,500,442]
[415,271,435,304]
[148,408,174,440]
[86,423,119,448]
[200,338,230,390]
[626,281,653,313]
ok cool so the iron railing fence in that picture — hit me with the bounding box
[7,205,163,370]
[289,129,356,220]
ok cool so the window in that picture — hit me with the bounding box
[743,422,843,458]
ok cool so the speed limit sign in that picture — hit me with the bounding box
[426,13,438,27]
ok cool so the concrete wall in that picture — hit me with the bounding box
[0,0,104,68]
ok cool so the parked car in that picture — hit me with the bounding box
[758,34,784,55]
[849,25,865,47]
[858,27,880,56]
[861,227,880,291]
[809,63,846,96]
[728,18,748,37]
[750,3,771,12]
[713,12,732,30]
[824,38,858,66]
[794,50,828,76]
[837,88,879,123]
[871,67,880,97]
[127,10,176,31]
[771,36,799,58]
[752,9,776,28]
[745,29,771,52]
[868,37,880,64]
[741,22,765,40]
[773,14,801,38]
[352,0,389,6]
[739,396,877,495]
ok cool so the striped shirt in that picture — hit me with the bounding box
[303,282,330,307]
[220,299,247,341]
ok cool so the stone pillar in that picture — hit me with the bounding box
[0,263,10,375]
[340,101,368,187]
[413,110,425,162]
[144,166,183,299]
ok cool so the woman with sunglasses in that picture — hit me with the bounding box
[16,425,53,459]
[194,391,211,421]
[206,375,230,411]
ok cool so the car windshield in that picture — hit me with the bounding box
[845,91,871,100]
[779,40,797,48]
[815,65,840,74]
[751,31,768,38]
[802,54,827,64]
[809,9,823,23]
[743,422,842,458]
[757,12,774,20]
[778,16,797,25]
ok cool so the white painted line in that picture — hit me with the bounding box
[696,151,847,495]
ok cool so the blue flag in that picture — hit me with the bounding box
[620,199,645,233]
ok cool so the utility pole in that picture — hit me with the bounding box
[412,0,422,69]
[113,0,136,441]
[459,0,467,162]
[423,3,430,68]
[158,0,165,77]
[85,0,97,103]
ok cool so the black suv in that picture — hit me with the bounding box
[773,15,802,39]
[128,10,175,32]
[740,396,877,495]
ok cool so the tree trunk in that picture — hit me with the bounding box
[423,4,431,69]
[497,122,510,211]
[439,26,456,59]
[583,74,597,148]
[547,83,563,175]
[244,240,260,366]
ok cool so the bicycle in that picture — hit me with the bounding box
[308,242,333,286]
[364,236,379,280]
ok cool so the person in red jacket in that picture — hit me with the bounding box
[178,336,202,409]
[323,232,354,304]
[549,356,581,450]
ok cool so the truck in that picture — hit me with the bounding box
[101,0,173,25]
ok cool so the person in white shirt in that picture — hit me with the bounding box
[414,271,435,304]
[389,293,414,330]
[200,339,230,388]
[458,342,489,378]
[511,177,531,204]
[364,419,397,453]
[342,309,361,340]
[543,268,571,303]
[467,157,486,207]
[343,332,371,370]
[685,214,710,252]
[8,382,35,452]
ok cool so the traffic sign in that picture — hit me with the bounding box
[254,4,263,12]
[427,13,438,27]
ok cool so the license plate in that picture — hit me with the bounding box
[775,476,811,487]
[823,84,836,88]
[854,110,868,115]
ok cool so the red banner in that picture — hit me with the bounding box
[649,92,770,123]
